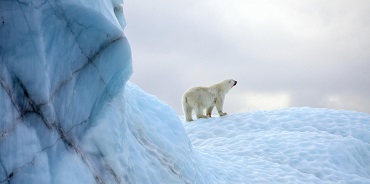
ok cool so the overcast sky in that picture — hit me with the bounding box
[124,0,370,115]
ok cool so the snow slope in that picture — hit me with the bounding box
[183,108,370,183]
[119,82,216,183]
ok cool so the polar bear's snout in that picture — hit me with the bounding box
[233,81,237,87]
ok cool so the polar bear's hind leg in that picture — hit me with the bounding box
[195,106,207,119]
[183,98,194,121]
[206,105,214,117]
[184,106,194,121]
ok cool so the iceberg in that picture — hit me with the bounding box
[0,0,213,183]
[1,0,370,184]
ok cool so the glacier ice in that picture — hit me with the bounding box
[0,0,131,183]
[0,0,214,183]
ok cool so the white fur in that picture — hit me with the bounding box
[182,79,237,121]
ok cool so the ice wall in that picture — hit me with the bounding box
[0,0,213,183]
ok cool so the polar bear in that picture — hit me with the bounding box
[182,79,237,121]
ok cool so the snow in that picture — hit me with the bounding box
[183,108,370,183]
[120,82,215,184]
[1,0,370,184]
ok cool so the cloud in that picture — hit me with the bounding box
[125,0,370,114]
[226,91,291,112]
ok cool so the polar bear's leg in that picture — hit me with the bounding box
[206,106,214,118]
[216,96,227,116]
[184,108,193,122]
[184,104,194,121]
[184,106,193,121]
[195,106,207,119]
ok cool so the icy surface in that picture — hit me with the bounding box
[0,0,213,183]
[183,108,370,183]
[121,82,215,184]
[0,0,132,183]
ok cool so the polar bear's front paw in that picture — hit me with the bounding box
[219,112,227,116]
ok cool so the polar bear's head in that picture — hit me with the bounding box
[224,79,237,88]
[218,79,237,94]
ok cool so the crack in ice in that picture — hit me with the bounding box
[135,129,191,184]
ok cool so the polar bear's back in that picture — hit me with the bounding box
[183,87,216,108]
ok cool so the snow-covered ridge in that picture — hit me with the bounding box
[183,107,370,183]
